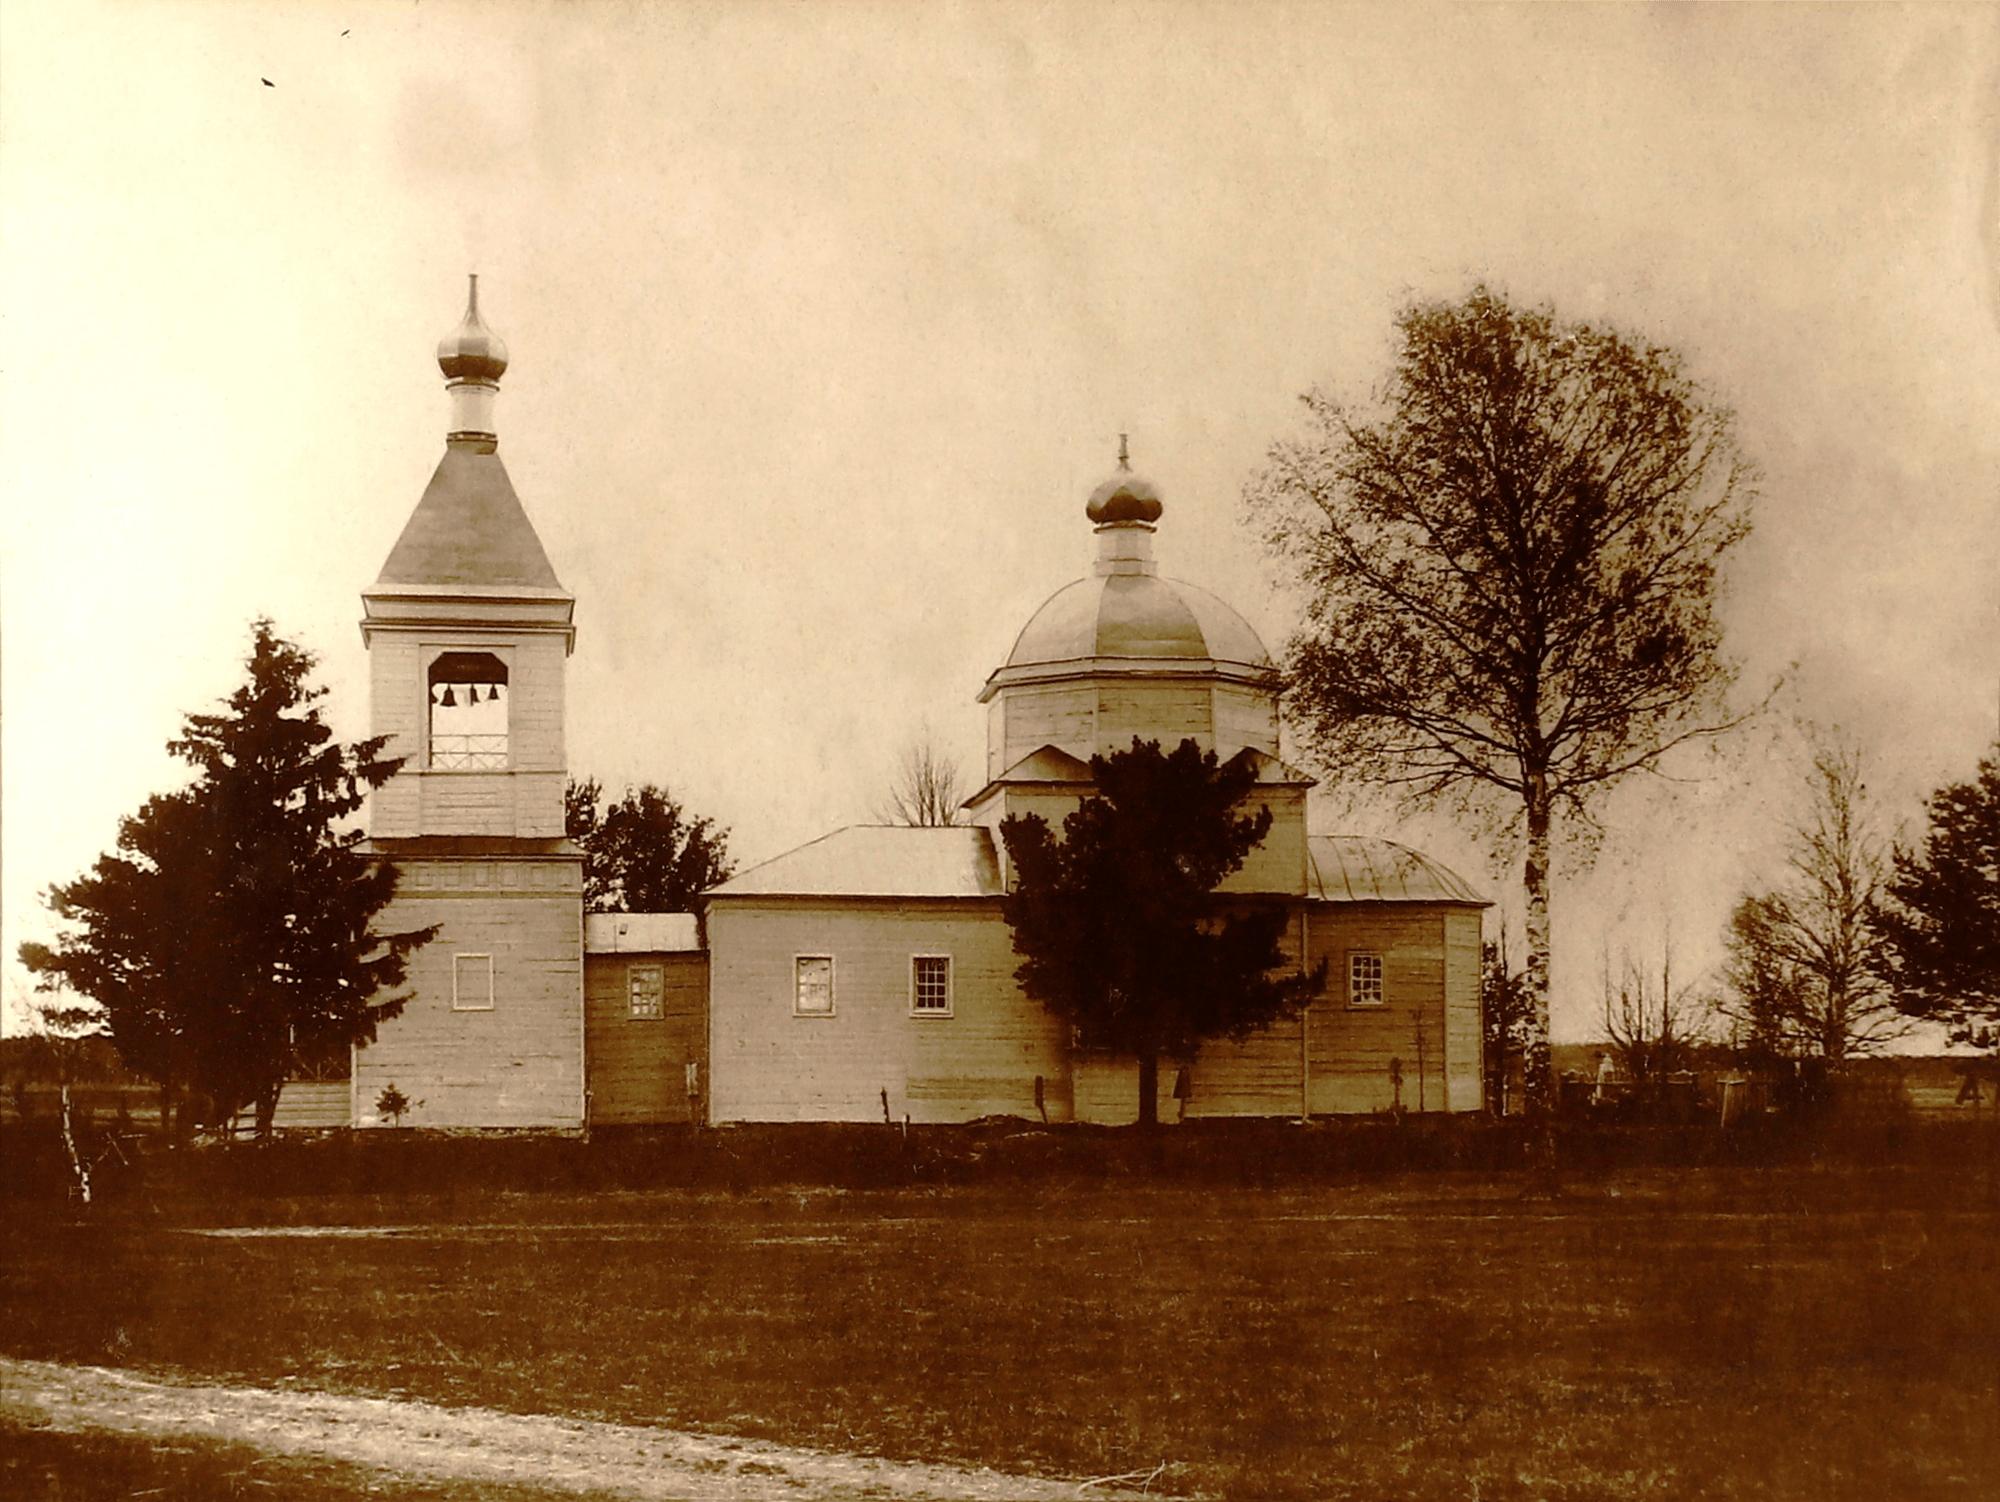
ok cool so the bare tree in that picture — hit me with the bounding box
[1720,739,1907,1064]
[878,729,965,827]
[1247,287,1755,1109]
[1600,937,1707,1086]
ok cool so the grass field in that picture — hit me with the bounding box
[3,1152,1996,1500]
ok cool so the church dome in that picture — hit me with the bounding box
[1005,573,1271,669]
[1002,440,1271,671]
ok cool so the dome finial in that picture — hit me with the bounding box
[436,274,509,441]
[1086,435,1163,526]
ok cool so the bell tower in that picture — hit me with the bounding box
[354,278,586,1129]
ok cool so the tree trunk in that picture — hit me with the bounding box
[1522,777,1556,1115]
[1137,1048,1159,1128]
[254,1080,280,1142]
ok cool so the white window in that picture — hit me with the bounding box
[429,650,509,769]
[629,964,664,1019]
[911,955,952,1016]
[795,955,834,1016]
[453,953,494,1011]
[1349,952,1384,1008]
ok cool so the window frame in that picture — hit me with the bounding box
[1348,951,1385,1009]
[793,954,835,1017]
[628,962,665,1020]
[452,952,495,1012]
[909,954,953,1018]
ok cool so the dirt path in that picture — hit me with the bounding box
[0,1358,1157,1501]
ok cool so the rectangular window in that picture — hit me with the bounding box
[629,964,664,1019]
[911,955,952,1016]
[1349,952,1384,1008]
[453,953,494,1011]
[795,955,834,1016]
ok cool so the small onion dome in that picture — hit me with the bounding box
[436,274,508,385]
[1085,435,1163,525]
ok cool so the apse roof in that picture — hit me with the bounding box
[1306,836,1487,905]
[707,826,1006,900]
[372,442,567,593]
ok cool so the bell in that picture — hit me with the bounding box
[440,686,457,708]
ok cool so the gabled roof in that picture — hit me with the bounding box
[1306,836,1487,905]
[962,744,1094,808]
[707,825,1005,900]
[1227,747,1318,786]
[373,441,567,594]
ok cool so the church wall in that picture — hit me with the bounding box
[1299,904,1482,1114]
[1218,786,1308,897]
[354,857,584,1129]
[1001,684,1096,770]
[367,638,425,838]
[706,899,1071,1124]
[584,950,708,1124]
[1444,909,1484,1112]
[1212,683,1280,758]
[1095,682,1212,755]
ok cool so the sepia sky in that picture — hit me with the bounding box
[4,1,1997,1041]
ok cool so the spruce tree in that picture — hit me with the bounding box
[22,620,434,1137]
[1001,737,1323,1126]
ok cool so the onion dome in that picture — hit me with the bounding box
[436,274,508,386]
[1085,434,1163,525]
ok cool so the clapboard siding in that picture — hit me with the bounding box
[1212,683,1279,757]
[1097,683,1211,753]
[709,893,1483,1123]
[1220,786,1307,897]
[354,858,584,1129]
[371,636,568,840]
[1003,685,1096,769]
[1298,904,1484,1114]
[585,952,708,1124]
[707,899,1072,1124]
[1444,910,1484,1111]
[227,1081,352,1133]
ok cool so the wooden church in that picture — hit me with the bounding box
[346,286,1488,1130]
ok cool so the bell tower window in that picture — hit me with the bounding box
[429,651,509,769]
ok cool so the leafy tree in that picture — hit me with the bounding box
[1246,286,1754,1109]
[876,728,966,827]
[1481,938,1533,1114]
[1878,746,2000,1049]
[20,621,433,1138]
[1720,742,1905,1063]
[565,778,734,913]
[1000,737,1323,1126]
[1721,895,1809,1066]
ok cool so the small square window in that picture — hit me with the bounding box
[629,964,664,1019]
[453,953,494,1011]
[1349,952,1384,1008]
[795,955,834,1016]
[911,955,952,1016]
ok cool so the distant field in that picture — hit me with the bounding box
[3,1164,1995,1499]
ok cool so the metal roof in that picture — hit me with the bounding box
[373,442,568,593]
[1306,836,1487,905]
[707,825,1005,900]
[585,913,701,953]
[1005,572,1271,670]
